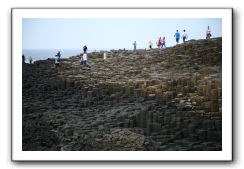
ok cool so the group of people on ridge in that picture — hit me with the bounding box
[22,26,213,68]
[155,37,166,49]
[174,29,188,45]
[54,45,90,69]
[133,26,212,50]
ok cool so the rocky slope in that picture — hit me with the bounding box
[22,38,222,151]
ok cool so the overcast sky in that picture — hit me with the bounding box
[22,18,222,50]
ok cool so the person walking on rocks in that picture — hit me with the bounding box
[82,53,90,68]
[206,26,212,39]
[80,53,88,68]
[148,40,153,49]
[55,51,61,68]
[157,37,162,48]
[133,41,137,51]
[161,37,166,48]
[174,30,180,45]
[182,29,188,43]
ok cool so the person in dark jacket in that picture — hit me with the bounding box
[22,54,25,64]
[55,51,61,68]
[83,45,88,53]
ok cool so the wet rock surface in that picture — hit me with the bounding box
[22,38,222,151]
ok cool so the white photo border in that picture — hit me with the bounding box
[12,8,232,161]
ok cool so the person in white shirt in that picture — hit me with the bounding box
[83,53,87,65]
[182,29,188,43]
[103,52,107,60]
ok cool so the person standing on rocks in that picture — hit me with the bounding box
[206,26,212,39]
[55,51,61,68]
[80,53,89,68]
[174,30,180,45]
[156,37,162,48]
[22,54,25,64]
[83,45,88,53]
[182,29,188,43]
[133,41,137,51]
[148,40,153,49]
[161,37,166,48]
[80,53,84,66]
[83,53,88,67]
[83,45,90,66]
[29,56,33,64]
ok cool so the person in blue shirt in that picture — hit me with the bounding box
[174,30,180,45]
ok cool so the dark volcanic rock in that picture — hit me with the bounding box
[22,38,222,151]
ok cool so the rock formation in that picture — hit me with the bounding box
[22,38,222,151]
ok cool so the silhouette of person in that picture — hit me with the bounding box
[206,26,212,39]
[83,45,88,53]
[22,54,25,64]
[133,41,137,50]
[29,56,33,64]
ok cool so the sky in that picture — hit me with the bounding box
[22,18,222,51]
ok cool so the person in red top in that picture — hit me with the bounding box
[157,37,162,48]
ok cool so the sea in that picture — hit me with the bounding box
[22,49,106,63]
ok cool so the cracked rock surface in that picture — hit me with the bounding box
[22,38,222,151]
